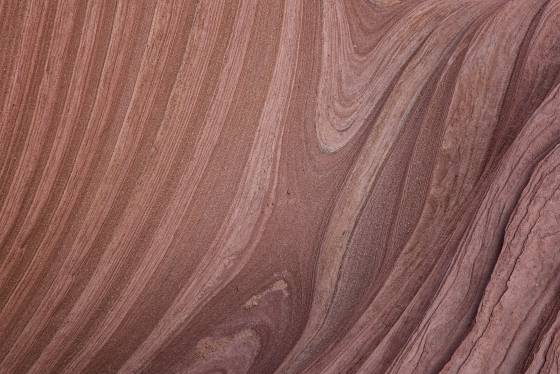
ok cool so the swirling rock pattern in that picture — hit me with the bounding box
[1,1,560,373]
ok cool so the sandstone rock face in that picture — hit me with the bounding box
[1,1,560,373]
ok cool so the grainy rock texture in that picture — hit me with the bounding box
[1,1,560,373]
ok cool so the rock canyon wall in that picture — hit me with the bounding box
[1,0,560,373]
